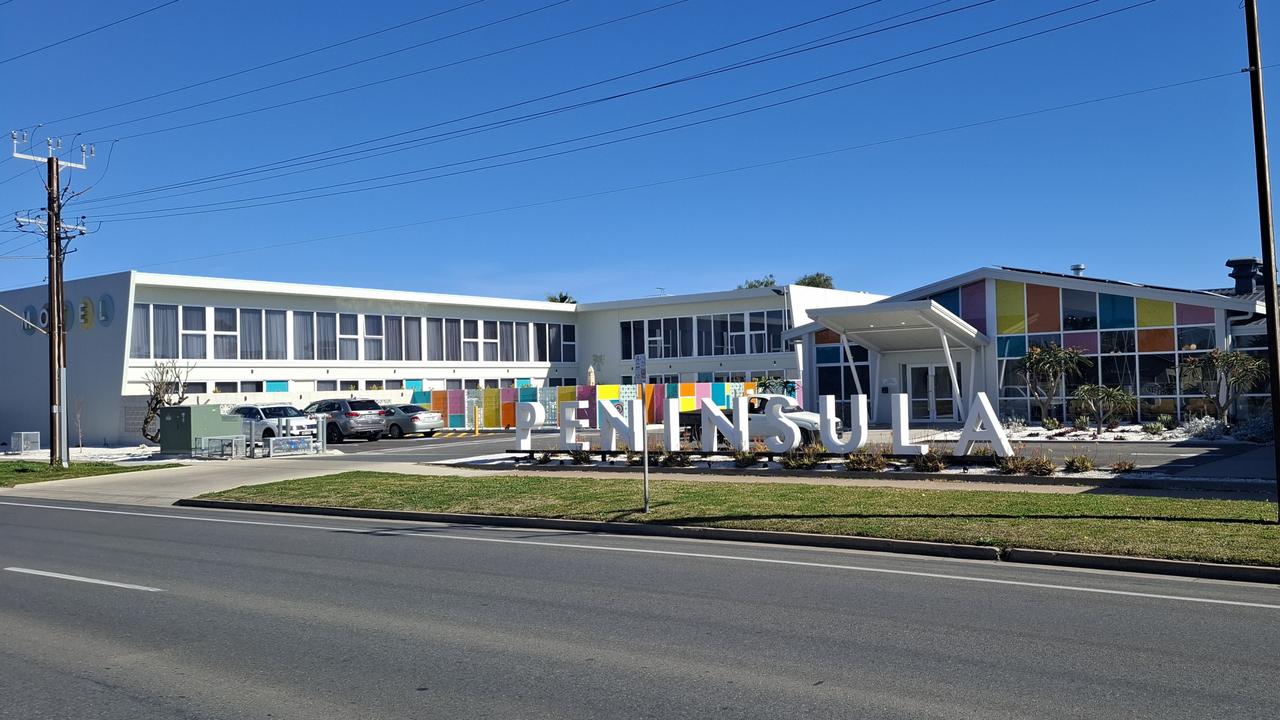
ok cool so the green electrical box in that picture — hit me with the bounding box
[158,405,245,454]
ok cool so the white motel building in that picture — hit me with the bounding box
[0,259,1271,445]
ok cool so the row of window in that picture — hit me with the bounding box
[130,304,575,364]
[994,280,1215,335]
[995,326,1217,358]
[618,369,789,385]
[619,310,788,360]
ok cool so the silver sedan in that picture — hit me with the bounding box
[381,404,445,438]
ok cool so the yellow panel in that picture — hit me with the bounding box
[482,389,500,427]
[995,280,1025,335]
[679,396,697,412]
[1136,298,1174,328]
[557,385,577,402]
[596,384,619,400]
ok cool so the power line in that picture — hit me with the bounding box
[74,0,580,137]
[0,0,182,65]
[28,0,495,128]
[89,0,1145,221]
[80,66,1238,273]
[73,0,975,207]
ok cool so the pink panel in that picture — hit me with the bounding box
[651,384,666,424]
[576,385,597,427]
[446,390,464,414]
[499,387,517,404]
[694,383,711,399]
[960,281,987,335]
[1062,331,1098,354]
[1176,303,1214,325]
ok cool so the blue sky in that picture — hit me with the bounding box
[0,0,1273,300]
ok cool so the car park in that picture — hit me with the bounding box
[380,404,445,438]
[230,404,317,444]
[300,398,386,443]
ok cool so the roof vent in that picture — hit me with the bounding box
[1069,263,1086,277]
[1226,256,1264,295]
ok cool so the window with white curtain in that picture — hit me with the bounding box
[152,305,178,359]
[445,318,461,362]
[462,319,479,362]
[363,314,383,361]
[214,307,237,359]
[265,310,287,360]
[404,317,421,361]
[562,324,576,362]
[426,318,443,361]
[549,324,562,363]
[239,309,264,360]
[385,316,403,361]
[339,313,358,360]
[181,306,206,359]
[294,312,315,360]
[317,312,337,360]
[499,321,514,362]
[483,320,498,361]
[533,322,547,361]
[515,322,529,361]
[130,303,150,359]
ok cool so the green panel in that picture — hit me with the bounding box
[995,280,1026,335]
[1136,298,1174,328]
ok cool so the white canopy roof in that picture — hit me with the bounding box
[788,300,988,353]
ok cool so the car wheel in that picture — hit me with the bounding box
[388,425,404,439]
[326,426,344,444]
[261,428,275,440]
[426,430,436,437]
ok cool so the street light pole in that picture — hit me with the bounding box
[1243,0,1280,523]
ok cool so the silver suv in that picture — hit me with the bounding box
[301,398,386,443]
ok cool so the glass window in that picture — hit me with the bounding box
[996,335,1026,358]
[385,316,403,361]
[214,307,236,333]
[1177,326,1214,352]
[1098,293,1134,329]
[152,305,178,359]
[317,313,337,360]
[404,317,421,361]
[678,317,694,358]
[662,318,678,358]
[562,324,576,362]
[713,314,728,355]
[1027,333,1061,350]
[930,287,961,316]
[620,321,632,360]
[999,362,1029,398]
[339,337,358,360]
[425,318,444,361]
[239,310,263,360]
[214,334,237,360]
[483,320,497,340]
[340,380,359,392]
[1139,397,1177,422]
[445,319,462,362]
[1061,331,1098,354]
[515,322,530,362]
[482,320,497,361]
[241,381,263,393]
[1137,328,1175,353]
[316,380,337,392]
[339,313,358,336]
[766,309,785,352]
[294,312,315,360]
[729,313,746,354]
[363,314,383,361]
[499,321,514,362]
[1061,288,1098,331]
[995,280,1026,334]
[1065,358,1098,396]
[647,319,661,358]
[749,311,766,354]
[1234,333,1268,349]
[549,324,563,362]
[1138,354,1177,396]
[1100,330,1135,354]
[1025,284,1060,333]
[364,314,382,337]
[1176,304,1215,325]
[182,306,205,331]
[1136,298,1175,328]
[184,381,207,394]
[697,315,713,356]
[1099,355,1137,394]
[214,381,237,393]
[816,345,842,364]
[130,303,150,359]
[462,318,479,361]
[265,310,287,360]
[182,333,206,359]
[339,313,358,360]
[534,322,548,361]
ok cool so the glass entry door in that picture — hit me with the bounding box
[907,364,960,422]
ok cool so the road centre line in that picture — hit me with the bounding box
[4,566,164,592]
[0,500,1276,610]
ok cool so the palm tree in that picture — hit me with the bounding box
[545,292,575,303]
[1017,344,1091,424]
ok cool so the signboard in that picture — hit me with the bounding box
[267,436,314,457]
[632,353,647,384]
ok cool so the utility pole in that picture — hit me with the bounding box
[11,133,91,468]
[1242,0,1280,524]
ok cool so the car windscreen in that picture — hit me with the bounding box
[347,400,381,411]
[261,406,304,418]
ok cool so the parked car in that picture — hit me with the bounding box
[380,404,445,438]
[300,398,386,443]
[678,393,834,445]
[230,404,317,444]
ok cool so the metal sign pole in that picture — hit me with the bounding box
[635,353,649,513]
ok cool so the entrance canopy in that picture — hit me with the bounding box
[790,300,988,352]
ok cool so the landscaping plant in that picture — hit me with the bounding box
[1072,415,1091,431]
[1042,417,1061,431]
[1063,455,1096,473]
[911,449,948,473]
[1022,455,1056,476]
[1017,344,1092,423]
[1231,412,1274,443]
[1111,460,1137,473]
[733,450,760,468]
[844,448,888,472]
[1180,349,1268,425]
[1179,416,1226,441]
[536,451,553,465]
[1072,384,1137,435]
[1157,413,1177,431]
[659,452,692,468]
[1142,421,1165,436]
[568,449,594,465]
[779,445,822,470]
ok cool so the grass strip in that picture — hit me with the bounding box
[0,461,181,487]
[199,472,1280,567]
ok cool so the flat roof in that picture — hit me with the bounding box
[791,300,988,352]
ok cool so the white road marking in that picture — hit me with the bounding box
[4,566,163,592]
[1129,453,1203,458]
[0,500,1276,610]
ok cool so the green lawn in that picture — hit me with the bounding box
[200,472,1280,567]
[0,461,179,487]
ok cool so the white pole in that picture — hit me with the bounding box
[58,367,68,468]
[640,383,650,513]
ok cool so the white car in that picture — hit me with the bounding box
[742,394,831,444]
[230,404,317,444]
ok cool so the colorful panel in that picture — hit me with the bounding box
[500,402,515,428]
[960,281,987,335]
[650,383,666,423]
[1025,284,1061,333]
[405,379,423,391]
[431,391,448,414]
[995,280,1026,335]
[743,381,757,395]
[518,386,538,402]
[1176,303,1214,325]
[1062,331,1099,354]
[265,380,288,392]
[931,287,960,316]
[448,414,465,428]
[619,384,638,401]
[412,390,430,405]
[596,384,619,401]
[499,387,517,404]
[997,335,1026,358]
[557,385,577,403]
[814,328,840,344]
[1136,298,1174,328]
[679,382,695,397]
[514,378,532,388]
[679,396,697,412]
[711,383,728,407]
[483,388,500,427]
[694,383,711,400]
[576,385,597,427]
[1098,293,1135,329]
[1137,328,1175,352]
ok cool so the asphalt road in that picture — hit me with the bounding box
[2,498,1278,719]
[329,430,1261,476]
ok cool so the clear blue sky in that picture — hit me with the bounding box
[0,0,1273,301]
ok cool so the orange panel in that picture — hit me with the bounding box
[1025,284,1061,333]
[431,392,447,414]
[1137,328,1175,352]
[500,402,515,429]
[679,383,695,397]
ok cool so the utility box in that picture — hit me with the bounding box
[158,405,244,455]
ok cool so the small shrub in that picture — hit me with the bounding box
[625,449,642,466]
[780,445,822,470]
[1231,413,1274,443]
[1003,416,1027,433]
[659,451,692,468]
[1063,455,1095,473]
[844,448,888,471]
[1157,413,1177,431]
[996,455,1028,475]
[569,449,594,465]
[1041,417,1061,431]
[535,451,553,465]
[1023,455,1056,476]
[1180,416,1226,441]
[733,450,760,468]
[1112,460,1136,473]
[968,445,996,458]
[1106,419,1121,431]
[911,449,948,473]
[1141,421,1165,436]
[1072,415,1091,431]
